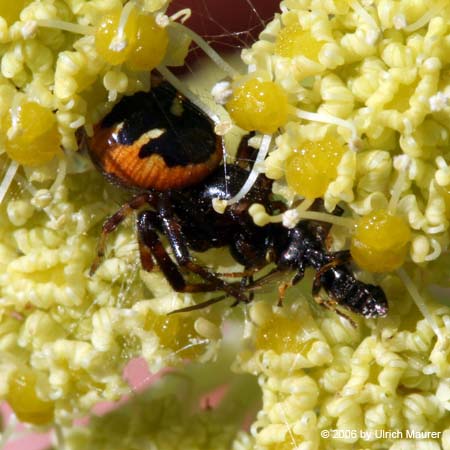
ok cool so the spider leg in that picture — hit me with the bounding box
[157,195,251,304]
[242,274,255,302]
[137,211,222,294]
[219,267,260,278]
[277,282,290,307]
[313,294,357,327]
[276,267,305,307]
[242,267,283,294]
[229,274,255,307]
[137,224,154,272]
[90,192,156,275]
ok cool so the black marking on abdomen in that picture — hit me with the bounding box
[101,82,217,167]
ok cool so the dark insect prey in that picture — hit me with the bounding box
[87,75,388,318]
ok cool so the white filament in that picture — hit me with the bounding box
[0,160,19,205]
[397,268,443,340]
[225,134,272,205]
[36,19,95,35]
[171,22,239,78]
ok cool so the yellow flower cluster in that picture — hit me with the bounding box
[242,0,450,265]
[0,168,222,424]
[38,276,450,449]
[0,0,188,157]
[235,289,450,449]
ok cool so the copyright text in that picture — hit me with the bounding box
[320,429,442,440]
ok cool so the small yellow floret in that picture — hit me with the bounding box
[225,79,289,134]
[275,24,324,60]
[285,137,346,199]
[126,14,168,71]
[95,9,138,65]
[145,311,203,359]
[7,370,54,425]
[3,102,61,166]
[350,209,412,272]
[255,315,312,354]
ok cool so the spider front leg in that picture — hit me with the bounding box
[312,293,356,327]
[137,210,248,302]
[90,193,156,275]
[156,196,251,304]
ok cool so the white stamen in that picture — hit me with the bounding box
[397,268,443,340]
[170,22,239,78]
[282,209,300,228]
[110,2,135,52]
[36,19,95,35]
[292,210,355,228]
[297,198,315,212]
[169,8,191,24]
[211,81,233,105]
[225,134,272,205]
[214,121,233,136]
[294,108,357,141]
[281,198,315,228]
[404,1,447,32]
[250,203,355,229]
[0,161,19,205]
[155,13,170,28]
